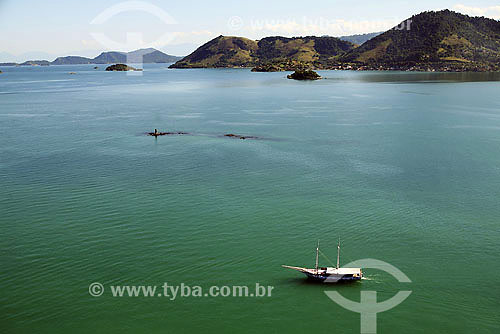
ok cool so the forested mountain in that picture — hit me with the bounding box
[341,10,500,69]
[169,35,355,68]
[170,10,500,71]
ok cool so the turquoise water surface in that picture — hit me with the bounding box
[1,64,500,333]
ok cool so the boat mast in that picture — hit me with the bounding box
[336,237,340,269]
[315,240,320,273]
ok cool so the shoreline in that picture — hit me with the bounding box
[2,63,500,73]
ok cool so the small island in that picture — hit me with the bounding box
[105,64,142,71]
[287,70,321,80]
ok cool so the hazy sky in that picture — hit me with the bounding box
[1,0,499,61]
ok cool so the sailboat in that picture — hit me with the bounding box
[282,239,363,283]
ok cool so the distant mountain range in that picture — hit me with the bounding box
[170,10,500,71]
[338,32,383,45]
[0,48,183,66]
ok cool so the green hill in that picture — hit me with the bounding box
[340,10,500,70]
[169,36,259,68]
[51,56,93,65]
[257,36,355,62]
[170,11,500,71]
[169,35,355,68]
[19,60,50,66]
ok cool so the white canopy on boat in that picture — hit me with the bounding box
[282,265,361,275]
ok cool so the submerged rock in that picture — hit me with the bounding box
[105,64,142,71]
[148,130,189,137]
[287,70,321,80]
[224,134,258,140]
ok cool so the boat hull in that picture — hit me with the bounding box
[305,272,362,283]
[281,265,362,283]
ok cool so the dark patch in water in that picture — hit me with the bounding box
[223,133,259,140]
[147,131,190,137]
[401,90,432,95]
[145,131,279,141]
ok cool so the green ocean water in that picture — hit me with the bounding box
[1,65,499,333]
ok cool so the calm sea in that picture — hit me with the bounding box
[1,64,499,333]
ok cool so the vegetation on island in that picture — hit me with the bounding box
[169,35,355,69]
[3,10,499,72]
[340,10,500,71]
[170,10,500,72]
[20,60,50,66]
[251,59,313,72]
[287,70,321,80]
[105,64,142,71]
[169,36,259,68]
[52,56,93,65]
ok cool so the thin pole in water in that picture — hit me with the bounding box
[315,240,320,273]
[336,237,340,269]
